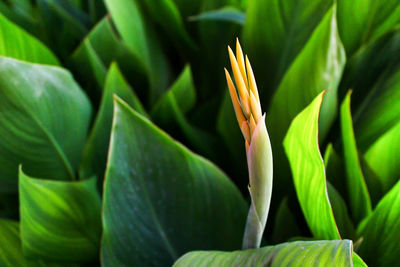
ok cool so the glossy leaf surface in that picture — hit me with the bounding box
[0,57,91,192]
[19,169,101,262]
[340,92,372,223]
[284,92,340,240]
[174,240,353,266]
[101,98,247,266]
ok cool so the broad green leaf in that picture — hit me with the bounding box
[283,92,340,240]
[104,0,170,104]
[151,66,220,161]
[0,12,59,65]
[174,240,354,266]
[268,5,346,144]
[364,121,400,192]
[189,6,245,25]
[243,0,333,97]
[102,98,247,267]
[71,17,147,99]
[357,179,400,266]
[340,92,372,223]
[271,197,301,244]
[80,63,146,180]
[19,169,101,262]
[267,5,346,193]
[0,57,91,192]
[337,0,400,56]
[354,66,400,150]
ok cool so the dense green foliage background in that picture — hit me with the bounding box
[0,0,399,266]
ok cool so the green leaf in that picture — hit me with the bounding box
[354,66,400,150]
[283,92,340,240]
[0,219,27,266]
[340,91,372,223]
[153,65,196,115]
[268,5,346,145]
[19,169,101,262]
[102,97,247,266]
[0,57,92,192]
[0,12,59,65]
[337,0,400,56]
[326,183,355,240]
[324,143,347,198]
[267,5,346,194]
[339,29,400,102]
[174,240,354,266]
[357,179,400,266]
[71,17,147,99]
[104,0,170,104]
[353,253,368,267]
[271,197,301,244]
[137,0,196,52]
[243,0,333,96]
[80,62,147,180]
[323,144,355,239]
[364,121,400,192]
[0,219,79,266]
[189,6,245,25]
[151,66,220,161]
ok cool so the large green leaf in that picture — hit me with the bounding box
[174,240,354,266]
[102,97,247,267]
[337,0,400,56]
[0,12,59,65]
[340,92,372,223]
[0,57,91,192]
[104,0,170,105]
[364,121,400,192]
[283,92,340,240]
[357,179,400,266]
[268,5,345,144]
[267,5,346,194]
[19,169,101,262]
[80,62,146,180]
[243,0,333,97]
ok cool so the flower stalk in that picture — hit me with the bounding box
[225,39,273,249]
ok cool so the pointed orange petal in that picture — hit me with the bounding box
[250,114,256,136]
[225,68,246,127]
[241,120,251,142]
[250,90,262,123]
[236,38,248,89]
[228,46,250,117]
[245,55,260,103]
